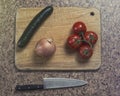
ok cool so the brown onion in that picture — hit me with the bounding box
[34,38,56,57]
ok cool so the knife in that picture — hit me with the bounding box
[15,78,87,91]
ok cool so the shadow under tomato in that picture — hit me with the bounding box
[75,52,90,64]
[63,41,76,55]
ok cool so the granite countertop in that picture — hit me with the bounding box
[0,0,120,96]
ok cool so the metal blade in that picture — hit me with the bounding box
[43,78,87,89]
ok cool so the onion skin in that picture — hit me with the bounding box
[34,38,56,57]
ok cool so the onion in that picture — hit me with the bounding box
[34,38,56,57]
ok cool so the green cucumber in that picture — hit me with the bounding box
[17,6,53,48]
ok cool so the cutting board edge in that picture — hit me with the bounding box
[15,7,101,71]
[15,62,101,71]
[16,7,100,11]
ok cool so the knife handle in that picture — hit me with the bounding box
[15,84,44,91]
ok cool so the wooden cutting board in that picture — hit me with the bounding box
[15,7,101,71]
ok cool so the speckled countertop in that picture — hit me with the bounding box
[0,0,120,96]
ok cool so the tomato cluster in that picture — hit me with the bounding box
[67,21,98,59]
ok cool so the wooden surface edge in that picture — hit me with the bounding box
[15,7,101,71]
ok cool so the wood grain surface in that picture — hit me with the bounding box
[15,7,101,70]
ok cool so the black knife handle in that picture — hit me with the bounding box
[15,84,44,91]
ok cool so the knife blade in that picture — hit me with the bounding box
[15,78,87,91]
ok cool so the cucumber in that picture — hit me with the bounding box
[17,6,53,48]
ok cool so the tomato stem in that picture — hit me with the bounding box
[83,49,89,55]
[89,35,95,42]
[74,32,93,48]
[81,32,85,40]
[80,33,93,48]
[84,40,93,48]
[75,39,93,48]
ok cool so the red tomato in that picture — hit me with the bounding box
[67,34,82,50]
[72,21,87,35]
[84,31,98,45]
[79,44,93,59]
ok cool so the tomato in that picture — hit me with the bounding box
[67,34,82,50]
[79,44,93,59]
[84,31,98,45]
[72,21,87,35]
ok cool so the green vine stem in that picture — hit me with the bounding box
[78,40,93,48]
[77,32,93,48]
